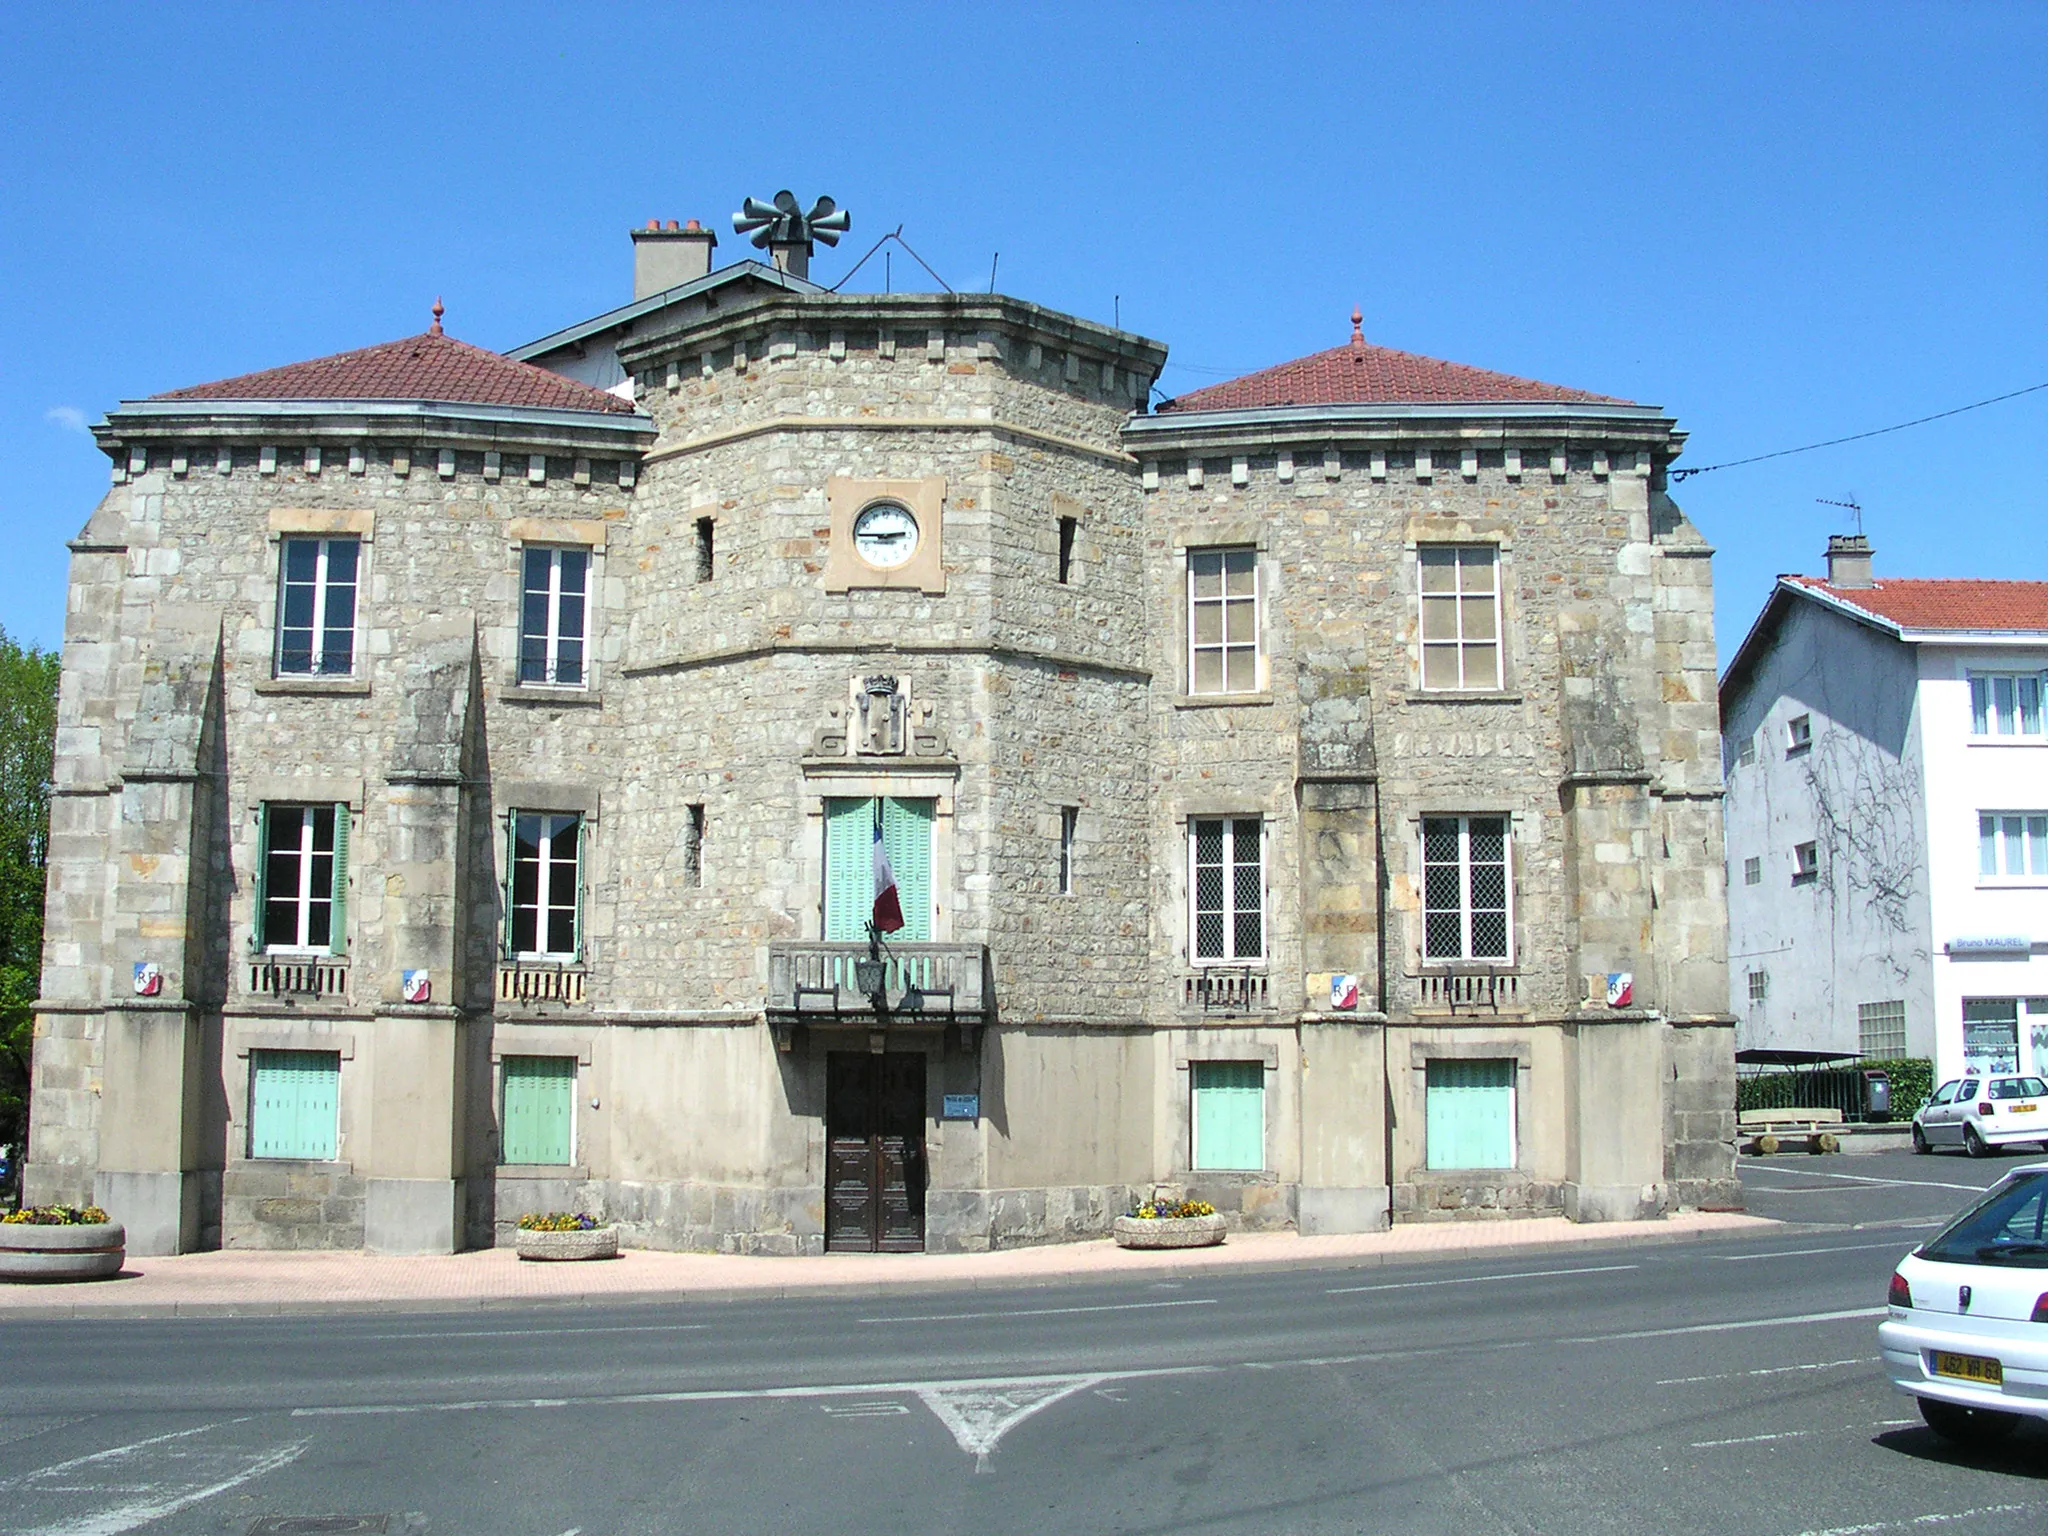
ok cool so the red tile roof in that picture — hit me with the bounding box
[1158,325,1628,413]
[152,330,640,416]
[1787,575,2048,633]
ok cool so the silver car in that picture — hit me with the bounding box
[1912,1075,2048,1157]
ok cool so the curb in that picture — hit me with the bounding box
[0,1217,1779,1322]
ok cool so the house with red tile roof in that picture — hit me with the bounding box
[1720,536,2048,1095]
[31,210,1738,1256]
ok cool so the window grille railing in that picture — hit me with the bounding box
[246,958,350,1000]
[1416,970,1520,1011]
[1184,968,1269,1014]
[497,964,586,1005]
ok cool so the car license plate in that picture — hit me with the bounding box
[2010,1104,2036,1114]
[1932,1352,2003,1385]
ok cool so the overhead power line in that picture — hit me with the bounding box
[1669,382,2048,482]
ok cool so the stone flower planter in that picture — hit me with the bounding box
[514,1225,619,1262]
[1113,1213,1226,1250]
[0,1221,126,1282]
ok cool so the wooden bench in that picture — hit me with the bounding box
[1739,1106,1844,1154]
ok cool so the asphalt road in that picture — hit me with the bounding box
[1,1148,2042,1536]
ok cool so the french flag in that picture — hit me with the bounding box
[871,818,904,934]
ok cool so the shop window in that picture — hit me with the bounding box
[501,1056,575,1166]
[1963,998,2021,1076]
[1191,1061,1264,1170]
[1425,1058,1516,1170]
[248,1049,340,1161]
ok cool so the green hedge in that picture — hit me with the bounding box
[1735,1058,1934,1121]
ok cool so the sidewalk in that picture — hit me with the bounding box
[0,1210,1773,1319]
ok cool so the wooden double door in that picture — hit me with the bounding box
[826,1051,927,1252]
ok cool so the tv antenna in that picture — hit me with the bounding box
[1816,495,1862,535]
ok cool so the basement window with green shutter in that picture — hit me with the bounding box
[1191,1060,1265,1171]
[500,1056,575,1166]
[1425,1058,1516,1171]
[248,1049,341,1161]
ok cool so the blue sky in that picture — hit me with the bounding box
[3,2,2042,662]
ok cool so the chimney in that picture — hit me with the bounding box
[768,238,809,281]
[631,218,718,300]
[1825,532,1874,588]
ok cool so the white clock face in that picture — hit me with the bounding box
[853,503,919,569]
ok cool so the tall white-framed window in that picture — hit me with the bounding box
[1970,672,2045,738]
[1418,545,1501,690]
[1743,856,1762,886]
[1747,969,1769,1006]
[275,536,359,676]
[1187,547,1259,695]
[256,803,347,954]
[1737,734,1757,767]
[1190,816,1264,964]
[507,811,583,960]
[1421,815,1511,962]
[518,546,590,687]
[1980,812,2048,880]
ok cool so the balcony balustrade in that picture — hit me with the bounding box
[767,942,989,1022]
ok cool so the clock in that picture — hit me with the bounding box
[852,502,919,569]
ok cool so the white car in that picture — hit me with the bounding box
[1911,1074,2048,1157]
[1880,1161,2048,1443]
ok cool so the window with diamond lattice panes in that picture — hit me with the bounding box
[1422,815,1510,961]
[1190,817,1263,963]
[276,535,358,676]
[1419,546,1500,690]
[1187,548,1258,694]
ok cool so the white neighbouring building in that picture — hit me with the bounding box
[1721,535,2048,1081]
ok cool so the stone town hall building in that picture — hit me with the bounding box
[27,203,1737,1255]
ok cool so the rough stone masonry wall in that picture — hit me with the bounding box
[1138,446,1663,1022]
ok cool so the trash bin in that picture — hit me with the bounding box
[1865,1070,1892,1121]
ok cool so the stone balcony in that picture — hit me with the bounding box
[766,942,991,1039]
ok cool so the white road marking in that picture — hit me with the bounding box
[1326,1263,1637,1295]
[350,1323,711,1341]
[1693,1428,1815,1447]
[1744,1165,1996,1194]
[1564,1305,1886,1343]
[821,1402,911,1418]
[1719,1242,1916,1262]
[918,1377,1106,1471]
[291,1363,1216,1419]
[1784,1503,2047,1536]
[4,1421,309,1536]
[1658,1356,1870,1386]
[857,1298,1217,1324]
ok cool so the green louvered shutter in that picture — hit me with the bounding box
[823,798,873,941]
[328,804,349,955]
[249,1049,340,1160]
[1192,1060,1265,1170]
[882,797,934,942]
[1425,1059,1516,1170]
[250,803,271,951]
[500,812,517,959]
[501,1056,574,1165]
